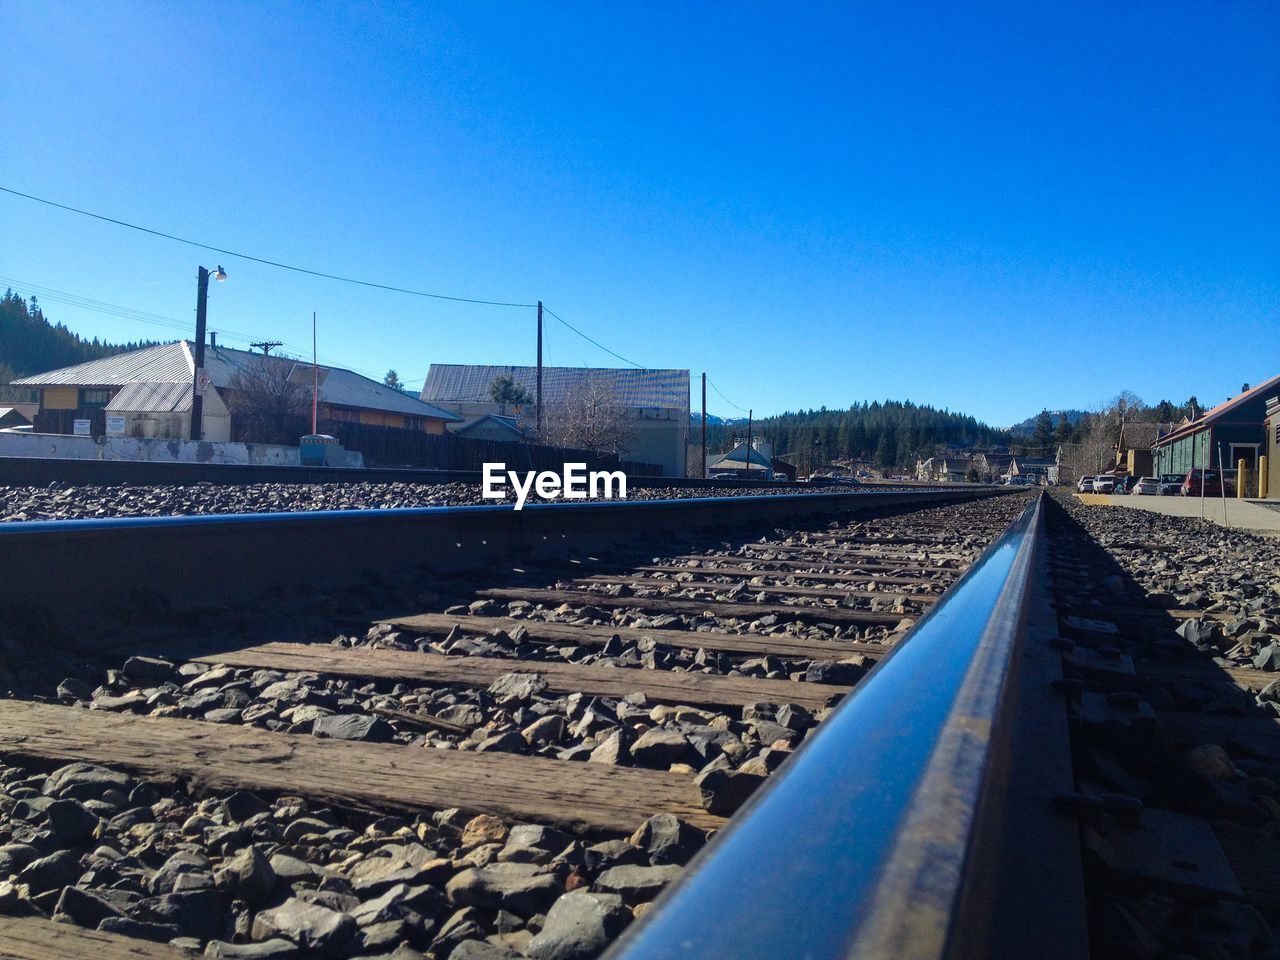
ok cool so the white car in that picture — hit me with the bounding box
[1132,477,1160,496]
[1092,477,1115,494]
[1077,477,1095,492]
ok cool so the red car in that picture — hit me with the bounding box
[1180,469,1223,497]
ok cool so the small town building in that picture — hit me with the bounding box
[707,439,774,479]
[1113,422,1165,477]
[0,406,34,429]
[1008,454,1060,484]
[422,364,690,476]
[13,341,461,441]
[1153,374,1280,493]
[451,414,531,443]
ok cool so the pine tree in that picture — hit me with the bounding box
[1031,410,1054,453]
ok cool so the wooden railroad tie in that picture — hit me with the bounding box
[474,587,910,627]
[0,700,724,833]
[380,613,889,662]
[180,641,852,711]
[0,916,196,960]
[574,574,941,605]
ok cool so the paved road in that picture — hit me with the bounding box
[1075,492,1280,534]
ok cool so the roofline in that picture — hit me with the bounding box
[1153,373,1280,447]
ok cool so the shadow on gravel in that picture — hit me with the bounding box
[1044,494,1280,960]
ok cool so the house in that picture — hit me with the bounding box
[0,406,35,429]
[915,456,938,482]
[422,364,690,476]
[12,341,461,442]
[1153,374,1280,488]
[1009,455,1059,484]
[974,452,1014,481]
[451,414,531,443]
[1113,421,1166,477]
[708,439,773,479]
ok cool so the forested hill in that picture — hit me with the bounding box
[704,400,1010,469]
[0,290,163,381]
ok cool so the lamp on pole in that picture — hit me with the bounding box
[190,265,227,441]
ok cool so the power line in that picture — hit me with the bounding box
[541,305,644,369]
[0,274,270,344]
[1,274,388,382]
[0,185,536,308]
[706,376,749,413]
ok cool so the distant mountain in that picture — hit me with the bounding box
[1007,409,1087,436]
[691,412,747,427]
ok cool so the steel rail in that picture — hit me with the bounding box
[0,488,1017,643]
[605,492,1049,960]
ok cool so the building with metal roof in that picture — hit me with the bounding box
[14,341,460,442]
[422,363,690,476]
[1152,373,1280,494]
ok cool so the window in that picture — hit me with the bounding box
[80,388,112,408]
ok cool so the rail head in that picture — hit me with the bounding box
[603,492,1046,960]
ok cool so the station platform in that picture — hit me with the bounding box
[1074,492,1280,534]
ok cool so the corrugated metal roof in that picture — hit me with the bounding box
[422,364,690,410]
[106,381,193,413]
[12,342,193,386]
[709,442,772,470]
[15,341,461,421]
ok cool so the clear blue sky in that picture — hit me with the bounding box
[2,1,1276,426]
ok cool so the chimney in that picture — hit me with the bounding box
[209,331,217,349]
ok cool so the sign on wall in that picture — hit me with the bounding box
[73,419,92,436]
[105,415,126,436]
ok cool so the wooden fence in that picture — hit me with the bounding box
[316,420,663,476]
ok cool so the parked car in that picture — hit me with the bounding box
[1077,477,1095,493]
[1093,477,1116,494]
[1180,469,1223,497]
[1222,468,1238,496]
[1159,474,1183,496]
[1113,476,1138,495]
[1131,477,1161,496]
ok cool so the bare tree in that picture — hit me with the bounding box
[225,356,309,444]
[543,373,633,456]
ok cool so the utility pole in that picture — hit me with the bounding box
[745,409,753,477]
[250,340,283,356]
[536,301,543,435]
[190,267,210,441]
[189,265,227,441]
[311,312,319,435]
[700,373,707,479]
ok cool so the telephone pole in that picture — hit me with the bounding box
[701,373,707,479]
[250,340,283,356]
[745,409,753,477]
[190,265,226,441]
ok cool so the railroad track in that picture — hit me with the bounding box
[4,486,1272,959]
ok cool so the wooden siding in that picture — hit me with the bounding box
[41,386,79,410]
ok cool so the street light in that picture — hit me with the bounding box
[190,265,227,441]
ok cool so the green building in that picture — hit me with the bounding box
[1153,374,1280,488]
